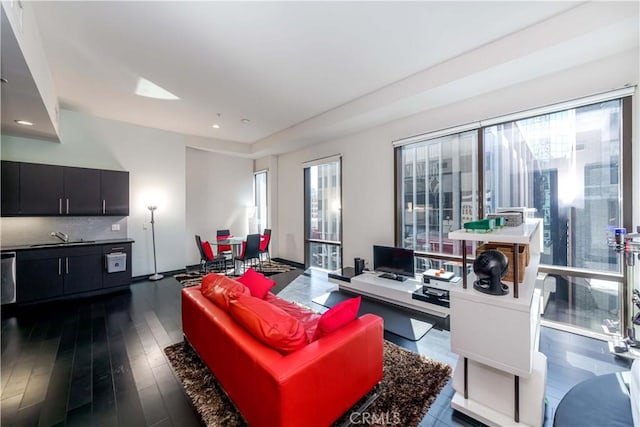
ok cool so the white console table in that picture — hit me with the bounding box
[448,219,547,427]
[340,272,453,319]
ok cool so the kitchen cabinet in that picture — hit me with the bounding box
[14,243,129,303]
[102,243,132,287]
[1,161,20,215]
[16,254,64,302]
[1,161,129,216]
[101,170,129,215]
[63,249,103,295]
[19,162,63,215]
[64,167,102,215]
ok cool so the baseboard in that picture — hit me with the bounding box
[132,268,187,282]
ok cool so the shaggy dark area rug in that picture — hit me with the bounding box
[175,260,296,287]
[164,340,452,426]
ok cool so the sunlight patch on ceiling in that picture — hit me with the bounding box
[135,77,179,100]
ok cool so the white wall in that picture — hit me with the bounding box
[185,147,253,266]
[0,109,187,276]
[272,53,639,270]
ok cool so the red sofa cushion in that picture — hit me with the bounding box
[229,294,307,354]
[312,296,361,341]
[237,268,275,299]
[201,273,250,310]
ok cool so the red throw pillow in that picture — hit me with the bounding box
[237,268,275,299]
[201,241,214,260]
[229,294,307,354]
[201,273,250,310]
[312,296,361,341]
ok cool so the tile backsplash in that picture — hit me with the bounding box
[0,217,128,246]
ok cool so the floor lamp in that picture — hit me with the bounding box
[148,205,163,281]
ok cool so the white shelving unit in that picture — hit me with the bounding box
[447,219,547,426]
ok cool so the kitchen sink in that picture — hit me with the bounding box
[30,240,96,248]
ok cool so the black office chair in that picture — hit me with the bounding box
[259,229,272,263]
[195,235,226,274]
[234,233,262,274]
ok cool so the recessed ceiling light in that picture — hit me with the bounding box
[241,118,250,124]
[212,124,220,129]
[15,120,33,126]
[134,77,179,100]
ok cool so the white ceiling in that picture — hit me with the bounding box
[4,1,639,157]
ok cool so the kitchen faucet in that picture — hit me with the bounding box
[51,231,69,243]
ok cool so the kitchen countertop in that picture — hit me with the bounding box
[1,238,135,252]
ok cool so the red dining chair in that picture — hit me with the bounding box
[259,229,271,263]
[216,229,233,256]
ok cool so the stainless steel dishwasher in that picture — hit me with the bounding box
[1,252,16,304]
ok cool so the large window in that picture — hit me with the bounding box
[399,131,478,273]
[396,96,630,337]
[304,157,342,272]
[254,171,267,233]
[484,100,622,272]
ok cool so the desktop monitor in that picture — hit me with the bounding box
[373,245,415,281]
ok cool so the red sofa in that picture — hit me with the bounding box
[181,276,384,427]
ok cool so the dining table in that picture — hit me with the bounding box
[212,236,245,275]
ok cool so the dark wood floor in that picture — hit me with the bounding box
[1,271,632,427]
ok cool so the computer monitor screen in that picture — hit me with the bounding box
[373,245,415,278]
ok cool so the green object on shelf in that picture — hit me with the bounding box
[491,216,506,227]
[463,219,495,232]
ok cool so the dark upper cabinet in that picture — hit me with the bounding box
[1,161,20,215]
[64,167,102,215]
[20,162,64,215]
[1,161,129,216]
[101,170,129,216]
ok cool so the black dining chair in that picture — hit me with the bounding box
[195,235,226,274]
[259,229,272,263]
[234,233,262,274]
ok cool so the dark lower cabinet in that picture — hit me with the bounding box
[15,243,131,303]
[16,256,64,302]
[103,243,132,288]
[63,252,104,295]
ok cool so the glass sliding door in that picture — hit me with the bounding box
[254,171,267,233]
[304,158,342,272]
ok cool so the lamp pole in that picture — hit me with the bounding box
[148,205,163,281]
